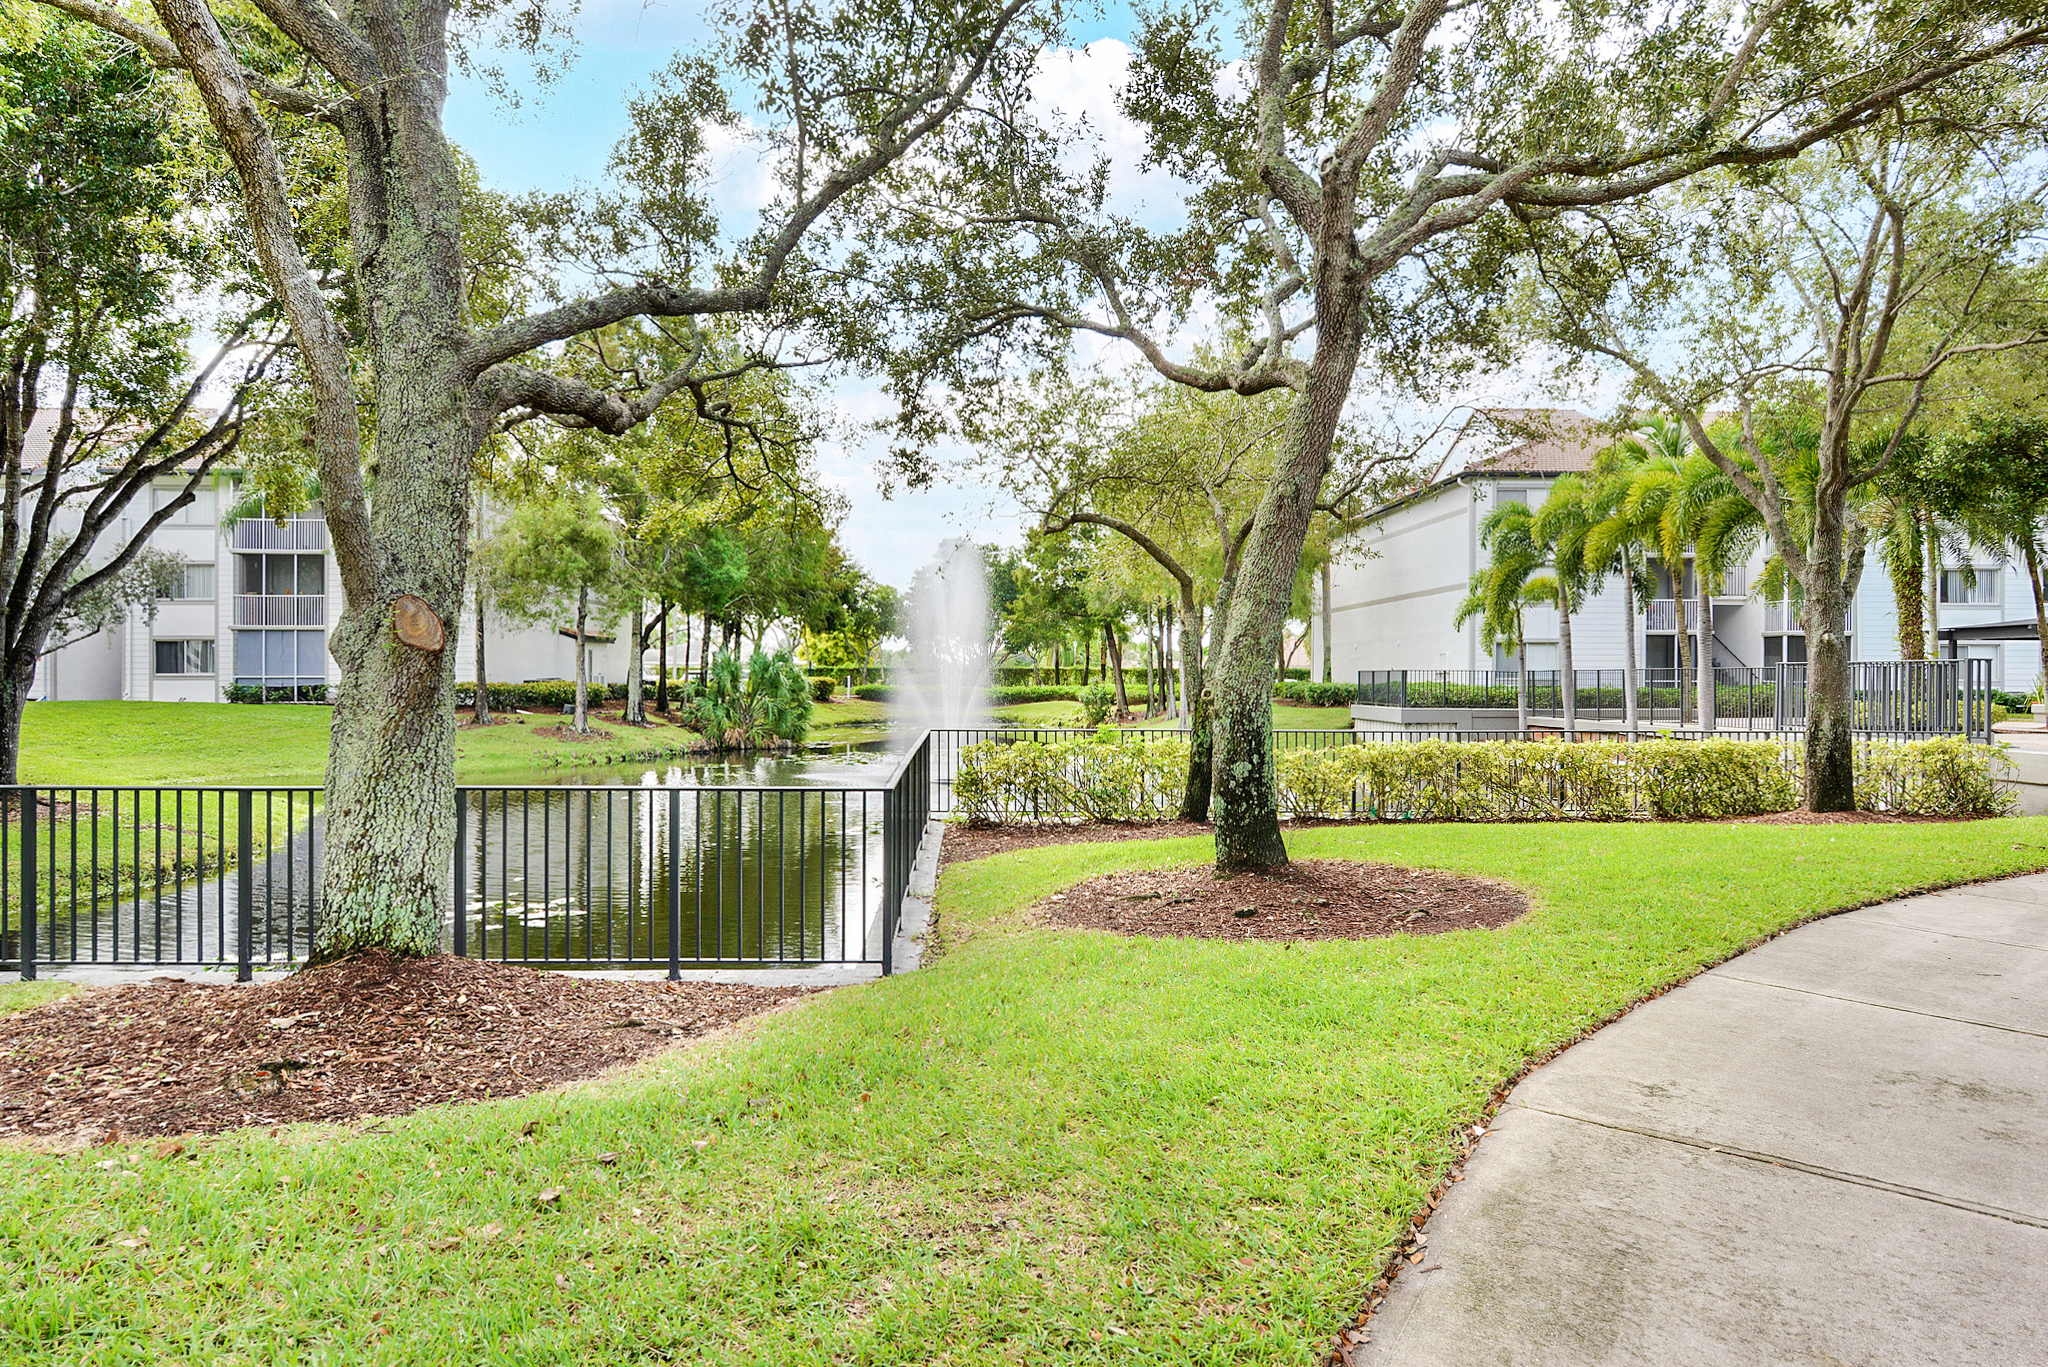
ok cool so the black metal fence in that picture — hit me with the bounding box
[5,732,940,979]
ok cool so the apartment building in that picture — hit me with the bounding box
[1310,409,2045,695]
[31,470,633,704]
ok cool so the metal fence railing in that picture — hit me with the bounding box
[1510,660,1992,740]
[6,733,941,979]
[1356,670,1526,709]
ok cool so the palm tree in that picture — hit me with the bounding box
[1616,416,1698,723]
[1580,449,1659,738]
[1531,475,1608,738]
[1455,502,1547,734]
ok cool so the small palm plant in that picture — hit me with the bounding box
[687,648,814,750]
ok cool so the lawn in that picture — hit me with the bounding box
[2,817,2043,1364]
[18,702,710,787]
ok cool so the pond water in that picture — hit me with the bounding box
[464,732,901,790]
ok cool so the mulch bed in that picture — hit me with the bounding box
[0,953,804,1144]
[1734,809,1962,825]
[1038,859,1528,942]
[939,820,1220,868]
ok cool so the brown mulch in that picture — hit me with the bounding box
[532,724,617,743]
[0,953,804,1144]
[1038,859,1528,942]
[939,820,1221,868]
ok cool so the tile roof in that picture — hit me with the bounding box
[1461,408,1609,476]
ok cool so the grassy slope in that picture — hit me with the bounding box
[3,818,2044,1364]
[18,702,710,787]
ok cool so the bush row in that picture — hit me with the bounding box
[1276,681,1357,707]
[851,684,1162,707]
[951,734,2016,824]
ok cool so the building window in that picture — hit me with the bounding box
[238,553,326,596]
[1938,569,1999,605]
[1763,635,1807,667]
[159,563,216,601]
[150,486,216,525]
[154,639,216,675]
[234,629,326,684]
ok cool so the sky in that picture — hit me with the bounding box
[438,2,1592,589]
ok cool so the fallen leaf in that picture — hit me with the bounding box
[594,1152,619,1165]
[554,1271,572,1291]
[152,1140,184,1160]
[469,1223,503,1242]
[113,1237,147,1250]
[425,1236,462,1252]
[537,1187,564,1204]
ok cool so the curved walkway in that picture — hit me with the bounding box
[1356,872,2048,1366]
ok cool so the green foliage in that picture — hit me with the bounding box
[960,737,2012,824]
[682,649,813,750]
[1276,681,1355,706]
[807,675,838,702]
[953,733,1193,825]
[1077,681,1116,726]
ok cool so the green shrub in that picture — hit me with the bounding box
[808,675,838,702]
[681,649,813,749]
[1851,738,2016,817]
[1276,681,1356,707]
[1078,681,1116,726]
[953,733,1190,824]
[961,735,2014,824]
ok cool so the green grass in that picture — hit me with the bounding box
[19,702,710,787]
[0,981,72,1016]
[3,817,2044,1364]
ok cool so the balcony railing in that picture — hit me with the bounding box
[1645,598,1678,631]
[234,594,326,627]
[229,517,328,552]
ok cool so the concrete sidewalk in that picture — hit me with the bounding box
[1357,872,2048,1367]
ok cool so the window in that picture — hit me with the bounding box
[1939,569,1999,605]
[238,553,326,596]
[1495,488,1530,506]
[234,630,326,682]
[154,639,216,675]
[159,563,216,601]
[150,486,215,525]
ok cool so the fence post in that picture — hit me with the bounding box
[452,790,467,958]
[235,789,254,983]
[666,789,682,981]
[18,786,35,982]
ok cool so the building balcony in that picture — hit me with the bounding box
[230,517,328,552]
[1646,598,1677,631]
[234,594,326,627]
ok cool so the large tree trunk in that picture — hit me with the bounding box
[1516,632,1529,734]
[1801,499,1857,810]
[1208,319,1360,871]
[1621,550,1641,740]
[625,602,646,724]
[0,656,32,785]
[699,612,712,685]
[318,409,470,963]
[656,601,670,712]
[573,585,591,734]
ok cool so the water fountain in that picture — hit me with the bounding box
[894,538,992,736]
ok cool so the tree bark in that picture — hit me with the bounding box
[573,585,591,733]
[1925,520,1942,657]
[1516,631,1529,734]
[2024,537,2048,691]
[1803,581,1855,810]
[1558,598,1576,739]
[699,612,712,685]
[625,602,646,724]
[1621,550,1641,740]
[1320,559,1333,684]
[1177,597,1209,822]
[0,655,33,785]
[1106,622,1128,716]
[472,570,490,726]
[1893,510,1927,659]
[1696,582,1716,732]
[1672,564,1695,725]
[1208,314,1362,872]
[657,600,670,712]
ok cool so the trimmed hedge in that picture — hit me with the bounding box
[853,684,1160,707]
[808,675,838,702]
[1276,681,1356,707]
[451,680,659,709]
[953,734,2015,824]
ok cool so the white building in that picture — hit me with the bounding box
[31,466,637,705]
[1311,409,2043,701]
